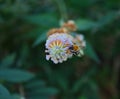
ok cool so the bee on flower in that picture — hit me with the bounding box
[70,34,86,57]
[45,20,86,64]
[67,44,82,56]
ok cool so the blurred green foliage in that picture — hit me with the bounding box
[0,0,120,99]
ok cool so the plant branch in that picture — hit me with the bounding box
[19,84,26,99]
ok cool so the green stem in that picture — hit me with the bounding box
[19,84,25,99]
[53,0,68,21]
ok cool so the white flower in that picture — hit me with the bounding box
[75,34,86,48]
[45,33,74,64]
[72,34,86,57]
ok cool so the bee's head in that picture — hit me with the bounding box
[68,44,79,54]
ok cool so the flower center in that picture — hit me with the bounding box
[51,45,64,55]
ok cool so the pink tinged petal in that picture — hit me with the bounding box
[46,55,51,60]
[79,35,84,40]
[52,58,58,64]
[82,41,86,47]
[45,50,49,53]
[59,59,63,63]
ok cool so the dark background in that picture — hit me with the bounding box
[0,0,120,99]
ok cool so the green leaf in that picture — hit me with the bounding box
[0,17,4,23]
[16,44,29,67]
[28,87,59,96]
[88,81,99,92]
[112,37,120,56]
[51,71,68,91]
[23,28,44,39]
[0,84,12,99]
[24,14,58,27]
[25,80,46,89]
[71,77,87,93]
[12,94,22,99]
[0,53,16,68]
[81,81,100,99]
[56,78,68,92]
[28,95,49,99]
[93,11,119,32]
[79,95,87,99]
[33,32,47,47]
[76,19,96,31]
[72,66,98,93]
[85,41,100,63]
[0,69,34,82]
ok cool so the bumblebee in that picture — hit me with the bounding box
[68,45,80,55]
